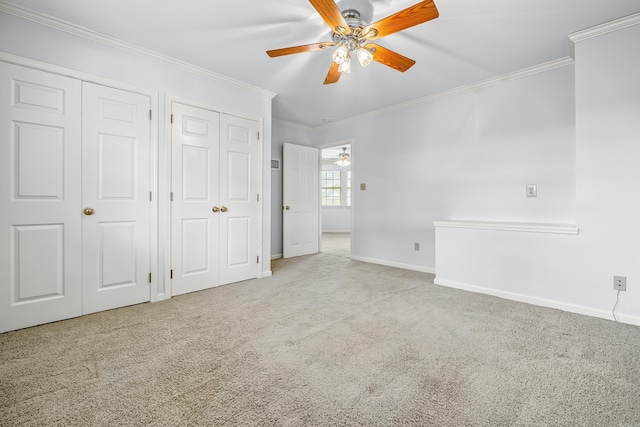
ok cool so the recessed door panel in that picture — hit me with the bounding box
[14,122,64,200]
[99,222,136,289]
[227,151,249,201]
[99,134,135,200]
[182,219,210,275]
[226,217,250,267]
[183,145,209,201]
[13,224,64,302]
[0,62,82,333]
[82,82,151,315]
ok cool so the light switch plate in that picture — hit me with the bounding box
[360,183,366,191]
[526,184,537,197]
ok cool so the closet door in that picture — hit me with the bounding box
[0,63,82,333]
[219,114,259,285]
[81,83,152,314]
[171,102,221,295]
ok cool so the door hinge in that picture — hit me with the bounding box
[170,113,174,124]
[170,191,174,202]
[148,272,152,283]
[170,269,173,279]
[257,256,259,264]
[257,194,260,202]
[149,110,152,120]
[149,191,152,202]
[257,131,260,140]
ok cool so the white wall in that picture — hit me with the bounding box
[435,22,640,325]
[0,11,274,290]
[308,65,576,271]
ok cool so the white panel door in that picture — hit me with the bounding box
[0,62,82,333]
[219,113,259,285]
[81,82,151,314]
[283,143,319,258]
[171,102,221,296]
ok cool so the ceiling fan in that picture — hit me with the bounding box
[266,0,439,85]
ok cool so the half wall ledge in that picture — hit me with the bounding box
[433,220,579,235]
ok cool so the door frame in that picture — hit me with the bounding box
[318,138,355,258]
[164,95,265,298]
[0,52,160,302]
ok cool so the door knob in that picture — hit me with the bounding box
[83,207,95,216]
[284,206,290,210]
[220,206,228,212]
[212,206,220,213]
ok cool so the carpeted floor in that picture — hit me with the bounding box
[1,249,640,426]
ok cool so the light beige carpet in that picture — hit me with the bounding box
[2,252,640,426]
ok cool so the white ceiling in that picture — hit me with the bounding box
[6,0,639,128]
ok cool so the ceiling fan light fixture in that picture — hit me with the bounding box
[335,147,351,167]
[332,44,349,65]
[338,55,351,74]
[356,47,373,67]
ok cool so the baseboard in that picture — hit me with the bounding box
[351,256,436,274]
[322,230,350,233]
[271,253,282,260]
[434,277,640,326]
[260,270,273,278]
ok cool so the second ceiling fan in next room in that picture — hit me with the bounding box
[267,0,439,84]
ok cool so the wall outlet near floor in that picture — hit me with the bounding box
[613,276,627,291]
[414,242,420,251]
[526,184,537,197]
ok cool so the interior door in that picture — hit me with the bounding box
[283,143,319,258]
[219,113,259,285]
[171,102,221,296]
[81,82,151,314]
[0,62,82,333]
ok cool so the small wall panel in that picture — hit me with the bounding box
[98,134,135,200]
[13,224,64,303]
[13,79,64,113]
[227,152,249,201]
[99,222,136,289]
[182,145,209,201]
[182,219,209,275]
[14,122,64,200]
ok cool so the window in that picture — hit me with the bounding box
[322,170,342,206]
[346,170,351,207]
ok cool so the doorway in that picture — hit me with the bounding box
[320,141,353,258]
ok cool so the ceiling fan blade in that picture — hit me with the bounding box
[365,44,416,72]
[324,61,341,85]
[267,42,334,57]
[363,0,439,40]
[309,0,352,35]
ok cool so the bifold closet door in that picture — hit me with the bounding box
[81,82,152,314]
[0,63,83,333]
[171,102,221,296]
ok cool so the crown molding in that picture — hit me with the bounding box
[0,1,277,99]
[568,12,640,44]
[272,118,315,132]
[314,56,574,131]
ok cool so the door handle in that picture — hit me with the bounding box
[83,207,95,216]
[212,206,220,213]
[220,206,228,212]
[284,206,290,210]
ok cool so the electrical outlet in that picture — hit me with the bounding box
[414,242,420,251]
[613,276,627,291]
[526,184,537,197]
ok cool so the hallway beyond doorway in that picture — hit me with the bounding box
[322,232,350,258]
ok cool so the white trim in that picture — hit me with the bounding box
[271,253,283,260]
[568,12,640,44]
[434,277,640,327]
[351,256,436,275]
[0,1,276,100]
[433,220,579,235]
[260,270,273,278]
[314,57,574,131]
